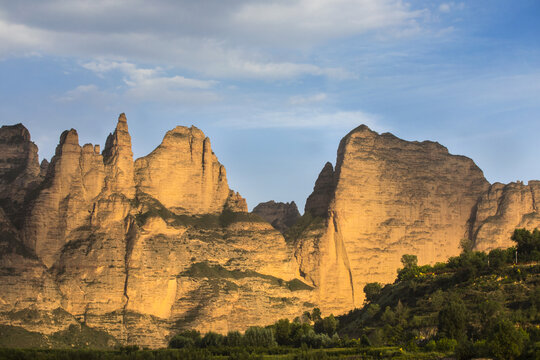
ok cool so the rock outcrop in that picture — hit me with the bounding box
[0,114,313,348]
[1,117,539,348]
[252,201,301,233]
[0,124,42,228]
[135,126,238,215]
[297,125,491,312]
[472,181,540,252]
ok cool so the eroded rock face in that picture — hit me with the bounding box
[0,114,310,348]
[472,181,540,252]
[297,125,491,312]
[0,124,42,227]
[135,126,239,215]
[2,117,540,348]
[253,201,301,233]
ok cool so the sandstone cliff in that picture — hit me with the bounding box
[0,124,42,228]
[1,118,540,348]
[0,114,313,348]
[472,181,540,252]
[296,125,491,312]
[252,201,301,234]
[135,126,241,215]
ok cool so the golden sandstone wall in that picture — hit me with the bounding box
[0,117,539,347]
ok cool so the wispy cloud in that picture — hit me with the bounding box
[223,109,380,130]
[0,1,428,79]
[289,93,328,105]
[59,61,221,104]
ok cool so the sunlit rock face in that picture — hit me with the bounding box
[472,181,540,252]
[252,200,301,234]
[297,125,491,313]
[135,126,235,215]
[0,114,313,348]
[2,116,540,348]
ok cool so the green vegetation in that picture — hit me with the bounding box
[338,228,540,359]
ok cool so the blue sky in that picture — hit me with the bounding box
[1,1,539,211]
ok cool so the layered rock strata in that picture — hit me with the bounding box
[252,201,301,234]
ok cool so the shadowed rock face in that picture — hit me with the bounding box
[253,201,301,234]
[0,124,42,228]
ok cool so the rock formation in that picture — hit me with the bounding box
[252,201,301,233]
[135,126,234,215]
[0,124,42,228]
[1,118,539,348]
[472,181,540,252]
[296,125,491,312]
[0,114,313,348]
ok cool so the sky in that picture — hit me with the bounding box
[1,1,539,211]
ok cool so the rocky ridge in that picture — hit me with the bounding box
[0,118,539,347]
[252,201,301,234]
[0,114,313,348]
[294,125,539,313]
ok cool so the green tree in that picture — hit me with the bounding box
[273,319,291,346]
[314,315,338,336]
[512,228,540,261]
[397,254,420,281]
[460,238,474,253]
[311,308,322,322]
[243,326,276,347]
[169,329,201,348]
[438,299,468,341]
[487,319,528,360]
[401,254,418,269]
[225,331,243,347]
[201,331,224,347]
[363,282,382,303]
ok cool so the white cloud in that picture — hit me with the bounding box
[224,109,379,130]
[60,61,220,104]
[289,93,328,105]
[56,84,102,102]
[0,1,427,79]
[438,2,464,13]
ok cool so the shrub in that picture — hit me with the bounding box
[438,299,467,341]
[363,282,382,303]
[243,326,276,347]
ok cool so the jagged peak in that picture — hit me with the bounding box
[59,129,79,146]
[163,125,205,141]
[0,123,32,143]
[116,112,129,133]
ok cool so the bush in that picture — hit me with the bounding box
[363,282,382,303]
[436,338,458,352]
[201,331,224,347]
[487,319,529,360]
[243,326,277,347]
[512,228,540,262]
[438,299,467,341]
